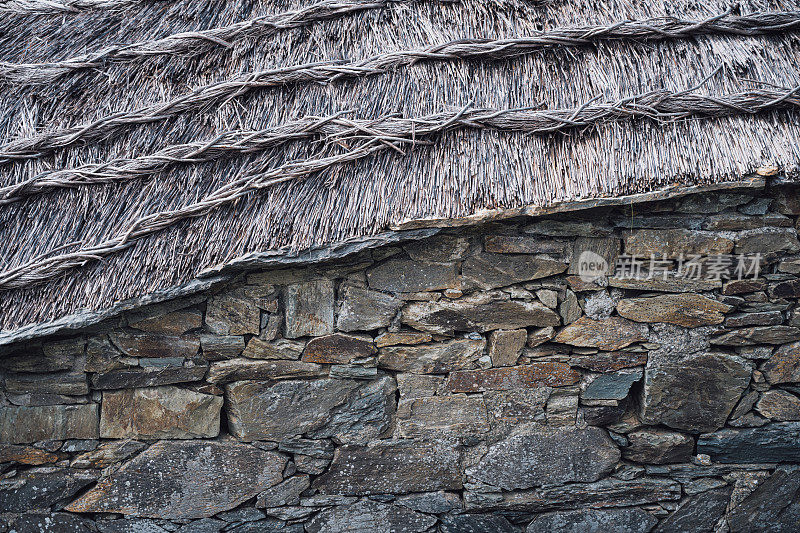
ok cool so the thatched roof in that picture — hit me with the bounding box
[1,0,800,339]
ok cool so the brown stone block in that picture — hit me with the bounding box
[445,363,580,393]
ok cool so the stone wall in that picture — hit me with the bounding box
[3,185,800,532]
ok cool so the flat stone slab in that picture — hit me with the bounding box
[367,259,458,292]
[337,285,401,332]
[378,338,485,374]
[461,252,567,290]
[0,404,98,444]
[445,363,580,392]
[284,280,335,338]
[581,369,643,401]
[624,229,733,259]
[617,294,731,327]
[306,500,436,533]
[697,422,800,462]
[554,317,647,350]
[109,331,200,359]
[0,468,98,513]
[397,395,490,438]
[527,508,658,533]
[302,333,376,364]
[207,359,323,383]
[66,441,286,519]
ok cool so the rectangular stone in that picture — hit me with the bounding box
[624,229,733,259]
[608,275,722,293]
[129,309,203,335]
[378,338,485,374]
[0,338,82,373]
[568,237,620,276]
[461,253,567,290]
[200,334,245,360]
[488,329,527,367]
[397,396,490,438]
[445,363,580,393]
[484,235,569,255]
[711,326,800,346]
[92,365,207,389]
[4,371,88,395]
[206,289,261,336]
[698,423,800,462]
[367,259,458,293]
[336,285,401,332]
[207,359,322,384]
[110,331,200,359]
[0,404,99,444]
[284,280,335,338]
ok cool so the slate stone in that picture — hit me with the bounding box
[12,513,95,533]
[92,365,207,389]
[395,491,462,514]
[723,279,768,295]
[129,309,203,335]
[206,290,261,335]
[375,331,432,347]
[441,514,517,533]
[86,335,131,373]
[582,403,626,426]
[608,275,722,292]
[226,377,395,443]
[378,338,485,374]
[283,280,335,338]
[461,252,567,290]
[617,294,732,327]
[725,311,784,327]
[313,440,462,494]
[96,519,168,533]
[206,359,322,383]
[6,392,89,406]
[199,334,245,360]
[100,386,222,439]
[402,290,560,335]
[0,339,80,373]
[524,219,613,237]
[0,404,98,444]
[294,454,330,474]
[568,237,620,277]
[735,227,800,255]
[175,519,226,533]
[762,341,800,384]
[554,317,648,350]
[527,508,658,533]
[305,500,436,533]
[624,229,734,259]
[485,235,568,255]
[484,388,551,429]
[570,351,647,373]
[726,469,800,533]
[640,351,751,433]
[582,369,643,400]
[488,329,527,367]
[277,438,335,458]
[396,373,443,399]
[0,467,98,512]
[756,390,800,420]
[652,486,731,533]
[66,440,286,519]
[404,234,471,262]
[770,279,800,298]
[697,422,800,462]
[446,363,580,392]
[302,333,376,364]
[622,428,694,464]
[336,285,401,332]
[559,289,581,325]
[527,326,556,348]
[257,475,310,507]
[367,259,458,292]
[712,326,800,346]
[0,444,59,465]
[466,428,620,490]
[397,395,490,438]
[242,338,304,360]
[4,370,89,395]
[71,439,147,469]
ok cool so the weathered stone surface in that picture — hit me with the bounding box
[207,359,322,383]
[242,338,304,360]
[461,253,567,290]
[226,377,394,443]
[725,311,784,327]
[67,441,286,519]
[726,469,800,532]
[568,237,620,277]
[485,235,568,255]
[110,331,199,359]
[257,475,310,508]
[735,227,800,255]
[0,338,81,373]
[527,326,556,348]
[697,422,800,462]
[96,519,168,533]
[762,341,800,384]
[559,289,581,325]
[86,335,130,373]
[206,290,261,335]
[367,259,458,292]
[4,370,88,395]
[0,444,59,465]
[770,278,800,298]
[305,500,436,533]
[446,363,580,392]
[441,514,517,533]
[302,333,376,364]
[712,326,800,346]
[404,234,471,262]
[525,219,612,237]
[641,352,751,432]
[130,309,203,335]
[653,487,732,533]
[466,428,620,490]
[622,428,694,464]
[314,440,462,494]
[397,395,490,438]
[756,390,800,420]
[199,334,245,360]
[396,491,462,514]
[723,279,768,295]
[396,373,443,399]
[570,351,647,373]
[608,275,722,292]
[617,294,731,327]
[0,467,98,512]
[284,280,334,338]
[527,508,658,533]
[0,404,98,444]
[487,329,526,367]
[624,229,733,259]
[554,317,647,350]
[547,389,579,426]
[100,386,222,439]
[336,285,400,332]
[403,291,560,335]
[582,403,626,426]
[582,369,642,400]
[378,338,485,374]
[71,439,147,469]
[11,513,95,533]
[92,365,207,389]
[375,331,432,347]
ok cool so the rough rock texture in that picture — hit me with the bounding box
[461,253,567,290]
[284,280,335,338]
[617,294,731,327]
[0,468,99,512]
[554,317,648,350]
[756,390,800,420]
[487,329,527,367]
[305,500,436,533]
[726,469,800,533]
[697,423,800,462]
[336,285,400,332]
[378,338,485,374]
[653,487,732,533]
[527,508,658,533]
[624,229,734,259]
[0,404,99,443]
[397,395,490,438]
[302,333,376,364]
[622,428,694,464]
[446,363,580,392]
[367,259,458,292]
[66,441,286,519]
[762,341,800,384]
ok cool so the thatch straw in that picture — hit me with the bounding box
[0,0,142,13]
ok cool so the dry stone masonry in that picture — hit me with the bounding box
[3,185,800,531]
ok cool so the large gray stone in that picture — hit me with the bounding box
[485,235,569,255]
[336,285,400,332]
[4,370,88,395]
[92,365,207,389]
[66,440,286,519]
[378,338,485,373]
[284,280,334,338]
[697,422,800,462]
[0,404,98,443]
[302,333,376,364]
[445,363,580,392]
[404,234,471,262]
[206,289,261,336]
[617,294,731,327]
[735,227,800,255]
[100,386,222,439]
[256,475,310,507]
[623,428,694,464]
[726,469,800,533]
[0,338,82,373]
[313,440,462,495]
[466,427,620,490]
[582,369,643,401]
[207,359,322,383]
[305,500,436,533]
[402,291,559,335]
[461,253,567,290]
[441,514,517,533]
[396,491,462,514]
[11,513,95,533]
[397,395,490,438]
[109,331,200,359]
[367,259,458,292]
[71,439,147,469]
[554,317,648,351]
[242,338,304,360]
[226,376,395,443]
[527,508,658,533]
[654,487,732,533]
[640,351,751,433]
[0,467,98,512]
[624,229,733,259]
[762,341,800,384]
[199,334,245,360]
[712,326,800,346]
[129,309,203,335]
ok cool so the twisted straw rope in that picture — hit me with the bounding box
[1,10,799,163]
[0,0,397,83]
[2,85,799,291]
